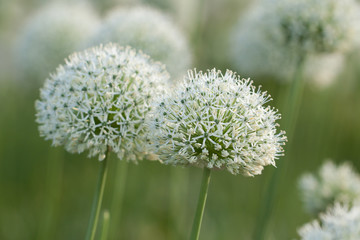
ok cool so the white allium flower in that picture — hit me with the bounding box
[265,0,360,53]
[149,69,286,176]
[298,203,360,240]
[35,43,169,161]
[304,53,345,89]
[298,160,360,215]
[230,0,359,86]
[15,2,100,84]
[90,6,192,81]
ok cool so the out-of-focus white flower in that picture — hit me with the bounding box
[36,43,169,161]
[298,203,360,240]
[230,0,360,87]
[149,69,286,176]
[298,160,360,215]
[265,0,360,53]
[304,53,345,89]
[15,2,100,84]
[90,5,192,81]
[89,0,139,13]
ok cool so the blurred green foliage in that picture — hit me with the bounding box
[1,0,360,239]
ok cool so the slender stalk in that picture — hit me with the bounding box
[192,0,206,65]
[253,55,306,240]
[100,210,110,240]
[169,168,189,240]
[85,148,109,240]
[38,147,64,240]
[283,54,307,142]
[109,160,128,239]
[190,167,211,240]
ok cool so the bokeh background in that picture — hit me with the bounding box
[1,0,360,239]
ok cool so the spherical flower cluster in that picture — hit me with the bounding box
[15,2,100,84]
[230,0,359,87]
[36,43,169,161]
[90,6,192,81]
[267,0,360,54]
[298,160,360,215]
[149,69,286,176]
[298,203,360,240]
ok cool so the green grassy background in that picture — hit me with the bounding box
[1,0,360,239]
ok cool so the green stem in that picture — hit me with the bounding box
[38,148,64,240]
[190,167,211,240]
[85,149,109,240]
[109,160,128,239]
[283,54,307,141]
[100,210,110,240]
[169,168,189,240]
[253,55,306,240]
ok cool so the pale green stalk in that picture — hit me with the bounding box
[100,210,110,240]
[192,0,206,64]
[169,168,189,240]
[109,160,128,239]
[85,149,109,240]
[254,55,306,240]
[38,147,64,240]
[190,167,211,240]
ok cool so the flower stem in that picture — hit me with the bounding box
[85,149,109,240]
[38,147,64,240]
[253,54,306,240]
[169,168,189,240]
[109,160,128,239]
[190,167,211,240]
[100,210,110,240]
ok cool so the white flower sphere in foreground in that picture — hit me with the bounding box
[149,69,286,176]
[36,43,169,161]
[298,203,360,240]
[15,2,99,83]
[298,161,360,215]
[90,6,191,81]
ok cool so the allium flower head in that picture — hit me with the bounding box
[15,2,100,84]
[36,43,169,161]
[149,69,286,176]
[230,0,359,86]
[298,160,360,215]
[298,203,360,240]
[90,6,192,81]
[266,0,360,53]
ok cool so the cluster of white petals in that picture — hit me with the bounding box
[15,2,100,84]
[90,6,191,81]
[268,0,360,53]
[298,160,360,215]
[230,0,360,86]
[36,43,169,161]
[149,69,286,176]
[298,203,360,240]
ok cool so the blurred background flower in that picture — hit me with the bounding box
[14,2,100,88]
[229,0,360,88]
[89,5,192,82]
[298,160,360,215]
[298,203,360,240]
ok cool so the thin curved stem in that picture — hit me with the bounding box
[109,160,128,239]
[38,148,64,240]
[100,210,110,240]
[85,149,109,240]
[190,167,211,240]
[253,54,306,240]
